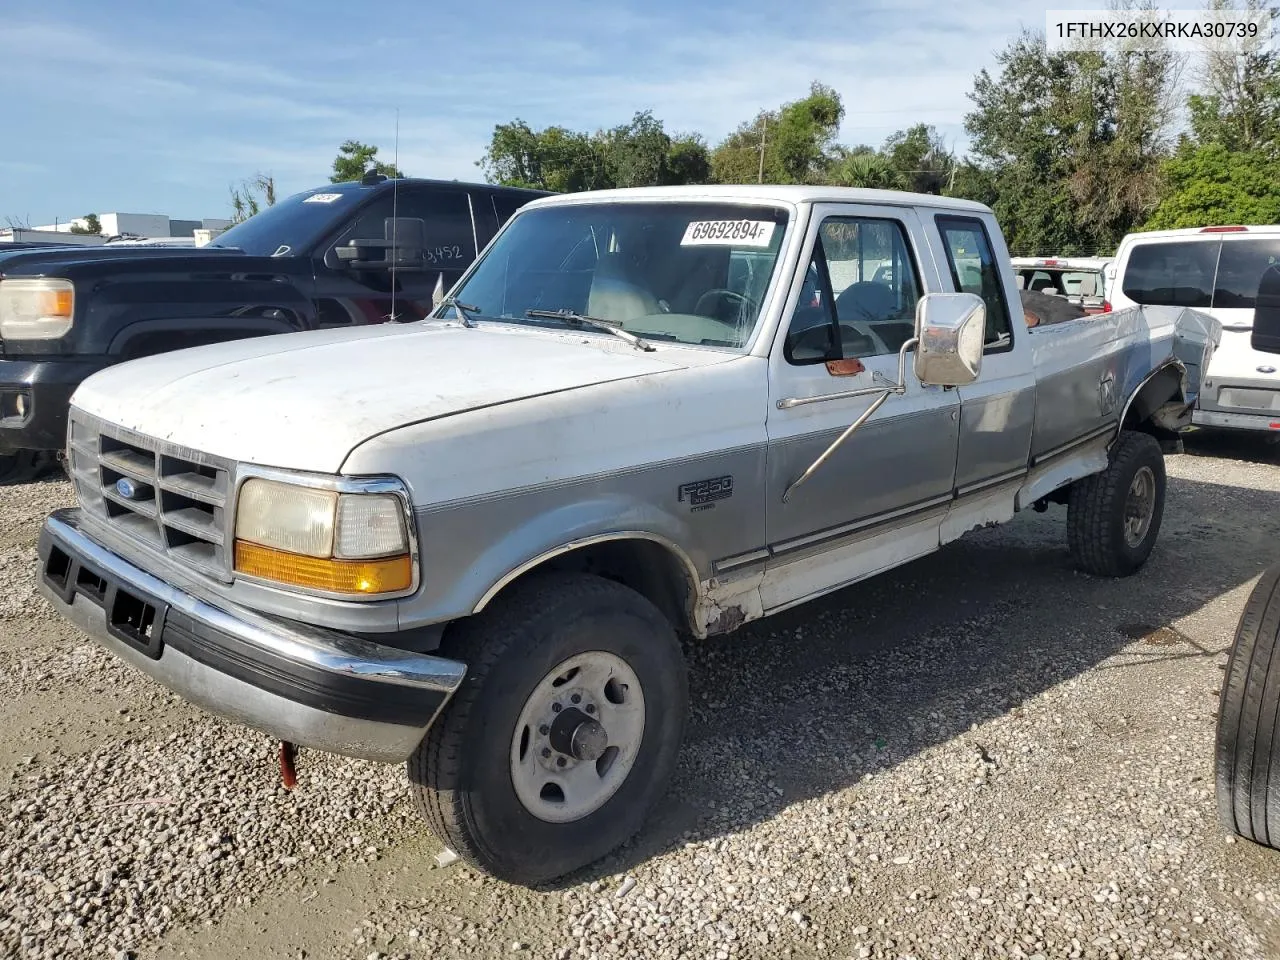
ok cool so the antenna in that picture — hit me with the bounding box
[389,108,400,322]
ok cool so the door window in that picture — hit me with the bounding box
[935,215,1013,351]
[784,216,922,364]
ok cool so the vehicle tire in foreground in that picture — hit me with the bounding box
[408,571,688,885]
[1067,429,1165,577]
[1216,565,1280,850]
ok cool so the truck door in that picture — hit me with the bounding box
[762,204,960,606]
[930,213,1035,524]
[309,185,478,327]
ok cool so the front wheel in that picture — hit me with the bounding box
[1067,429,1166,577]
[408,572,688,885]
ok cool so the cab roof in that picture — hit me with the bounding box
[521,184,993,214]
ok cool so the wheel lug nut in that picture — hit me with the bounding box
[551,702,562,713]
[585,704,596,714]
[556,757,567,768]
[539,724,549,735]
[571,693,582,704]
[541,747,551,758]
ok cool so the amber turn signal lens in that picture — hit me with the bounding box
[234,540,412,595]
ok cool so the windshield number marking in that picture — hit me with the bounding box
[426,245,464,265]
[681,220,775,248]
[303,193,343,203]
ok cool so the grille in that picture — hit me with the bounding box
[67,413,234,581]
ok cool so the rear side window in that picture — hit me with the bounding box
[1214,239,1280,308]
[1121,241,1217,308]
[935,215,1013,350]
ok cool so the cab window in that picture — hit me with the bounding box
[784,216,922,365]
[935,215,1013,351]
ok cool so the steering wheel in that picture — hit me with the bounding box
[694,288,755,318]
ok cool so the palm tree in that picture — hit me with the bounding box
[832,153,908,190]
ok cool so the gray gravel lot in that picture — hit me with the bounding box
[2,436,1280,960]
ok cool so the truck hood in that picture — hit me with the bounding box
[0,244,240,274]
[71,321,723,473]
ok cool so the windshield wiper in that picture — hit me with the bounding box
[439,296,480,328]
[525,308,655,352]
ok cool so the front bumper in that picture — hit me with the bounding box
[36,508,467,763]
[1192,408,1280,433]
[0,357,107,453]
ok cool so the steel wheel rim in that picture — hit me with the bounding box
[510,651,646,823]
[1123,465,1156,548]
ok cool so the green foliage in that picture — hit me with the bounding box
[69,213,101,235]
[710,82,845,184]
[962,27,1175,255]
[330,140,404,183]
[478,112,711,192]
[881,124,954,194]
[1145,142,1280,228]
[829,152,908,190]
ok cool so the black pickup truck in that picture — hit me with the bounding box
[0,176,550,481]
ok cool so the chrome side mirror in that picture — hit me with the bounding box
[913,292,986,387]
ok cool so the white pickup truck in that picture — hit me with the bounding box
[35,185,1218,885]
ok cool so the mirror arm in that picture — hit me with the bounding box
[780,337,919,503]
[776,337,917,410]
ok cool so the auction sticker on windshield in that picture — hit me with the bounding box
[681,220,776,247]
[303,193,343,204]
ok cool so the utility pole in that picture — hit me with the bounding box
[757,116,767,184]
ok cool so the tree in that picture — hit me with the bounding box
[829,152,908,190]
[478,120,612,192]
[711,82,845,184]
[69,213,101,235]
[229,173,277,224]
[962,26,1176,256]
[330,140,403,183]
[1187,0,1280,156]
[1144,142,1280,228]
[881,124,954,194]
[477,112,711,193]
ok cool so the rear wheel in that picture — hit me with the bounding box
[1216,566,1280,849]
[1067,430,1166,577]
[408,572,688,885]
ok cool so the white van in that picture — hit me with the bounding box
[1109,225,1280,435]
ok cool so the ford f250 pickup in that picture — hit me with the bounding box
[0,175,549,483]
[35,185,1218,885]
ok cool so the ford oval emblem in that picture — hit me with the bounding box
[1258,365,1277,374]
[115,477,138,500]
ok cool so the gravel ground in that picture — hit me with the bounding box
[2,435,1280,960]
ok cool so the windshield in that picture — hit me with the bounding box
[210,188,364,257]
[442,201,791,348]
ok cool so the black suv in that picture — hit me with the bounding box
[0,176,551,481]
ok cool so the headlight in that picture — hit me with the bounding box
[0,278,75,339]
[232,477,414,597]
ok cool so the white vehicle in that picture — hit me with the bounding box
[35,186,1216,884]
[1011,256,1112,314]
[1109,225,1280,435]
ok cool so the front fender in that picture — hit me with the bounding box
[402,494,705,628]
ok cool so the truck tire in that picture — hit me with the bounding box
[1216,566,1280,849]
[0,450,47,486]
[407,571,688,885]
[1067,429,1165,577]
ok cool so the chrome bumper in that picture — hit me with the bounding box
[1192,408,1280,433]
[36,508,466,763]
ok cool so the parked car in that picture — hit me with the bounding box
[35,185,1216,885]
[1217,262,1280,851]
[1011,256,1112,314]
[1108,225,1280,438]
[0,175,551,482]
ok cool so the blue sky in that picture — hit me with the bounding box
[0,0,1185,226]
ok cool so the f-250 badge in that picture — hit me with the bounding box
[678,476,733,512]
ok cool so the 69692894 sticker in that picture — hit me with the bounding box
[680,220,776,248]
